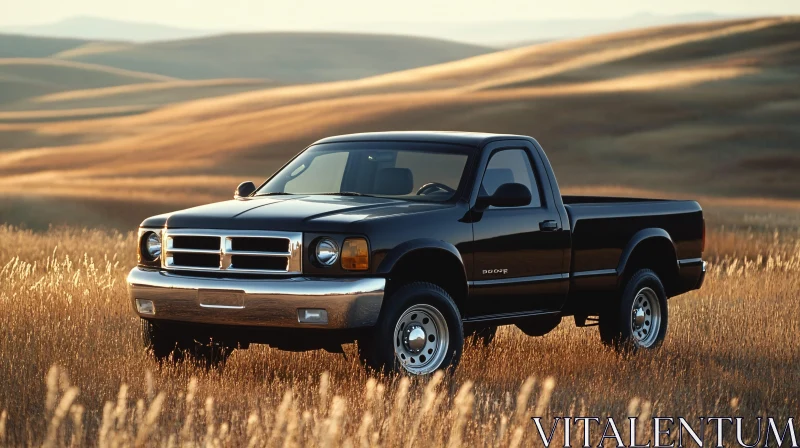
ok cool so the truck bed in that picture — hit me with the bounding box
[562,195,670,205]
[562,195,704,303]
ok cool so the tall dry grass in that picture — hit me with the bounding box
[0,225,798,446]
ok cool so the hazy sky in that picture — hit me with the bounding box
[1,0,798,28]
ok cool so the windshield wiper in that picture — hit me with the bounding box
[256,191,374,197]
[254,192,293,197]
[317,192,371,197]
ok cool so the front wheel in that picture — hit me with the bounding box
[141,319,232,368]
[599,269,668,350]
[358,282,464,375]
[141,318,183,361]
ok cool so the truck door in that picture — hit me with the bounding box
[467,144,569,317]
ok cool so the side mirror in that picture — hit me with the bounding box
[481,183,532,208]
[234,181,256,199]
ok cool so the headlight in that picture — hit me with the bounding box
[143,231,162,261]
[315,238,339,266]
[341,238,369,271]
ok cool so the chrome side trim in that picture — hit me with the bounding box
[572,268,617,278]
[468,273,569,287]
[127,268,385,329]
[463,309,561,323]
[678,257,704,267]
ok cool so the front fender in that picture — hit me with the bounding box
[376,238,465,276]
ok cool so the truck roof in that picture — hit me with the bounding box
[313,131,533,147]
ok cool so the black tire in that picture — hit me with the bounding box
[184,341,233,370]
[141,319,231,368]
[599,269,668,350]
[516,314,561,337]
[466,325,497,347]
[358,282,464,375]
[141,318,184,362]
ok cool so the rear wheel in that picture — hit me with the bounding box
[599,269,668,350]
[358,282,464,375]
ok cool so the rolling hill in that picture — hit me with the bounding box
[0,17,798,229]
[0,31,496,112]
[22,79,279,111]
[60,32,495,83]
[0,58,171,105]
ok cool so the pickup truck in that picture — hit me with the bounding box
[128,131,706,374]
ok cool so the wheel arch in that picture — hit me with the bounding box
[616,228,679,296]
[376,239,468,312]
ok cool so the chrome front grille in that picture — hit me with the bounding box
[162,229,302,274]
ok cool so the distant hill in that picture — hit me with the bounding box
[59,32,495,83]
[3,16,214,43]
[3,13,737,46]
[0,33,90,58]
[344,13,737,46]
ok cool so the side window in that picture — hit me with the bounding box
[481,149,542,207]
[394,151,468,195]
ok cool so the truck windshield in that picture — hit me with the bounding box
[257,144,472,202]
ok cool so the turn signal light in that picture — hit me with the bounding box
[341,238,369,271]
[136,299,155,315]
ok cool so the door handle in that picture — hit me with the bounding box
[539,220,558,231]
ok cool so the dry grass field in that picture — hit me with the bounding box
[0,221,798,446]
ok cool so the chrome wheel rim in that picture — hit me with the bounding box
[393,304,449,375]
[630,287,661,348]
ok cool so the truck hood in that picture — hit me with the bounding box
[142,195,453,231]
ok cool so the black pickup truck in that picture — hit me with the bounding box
[129,132,706,374]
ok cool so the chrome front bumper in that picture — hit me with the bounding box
[127,267,385,329]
